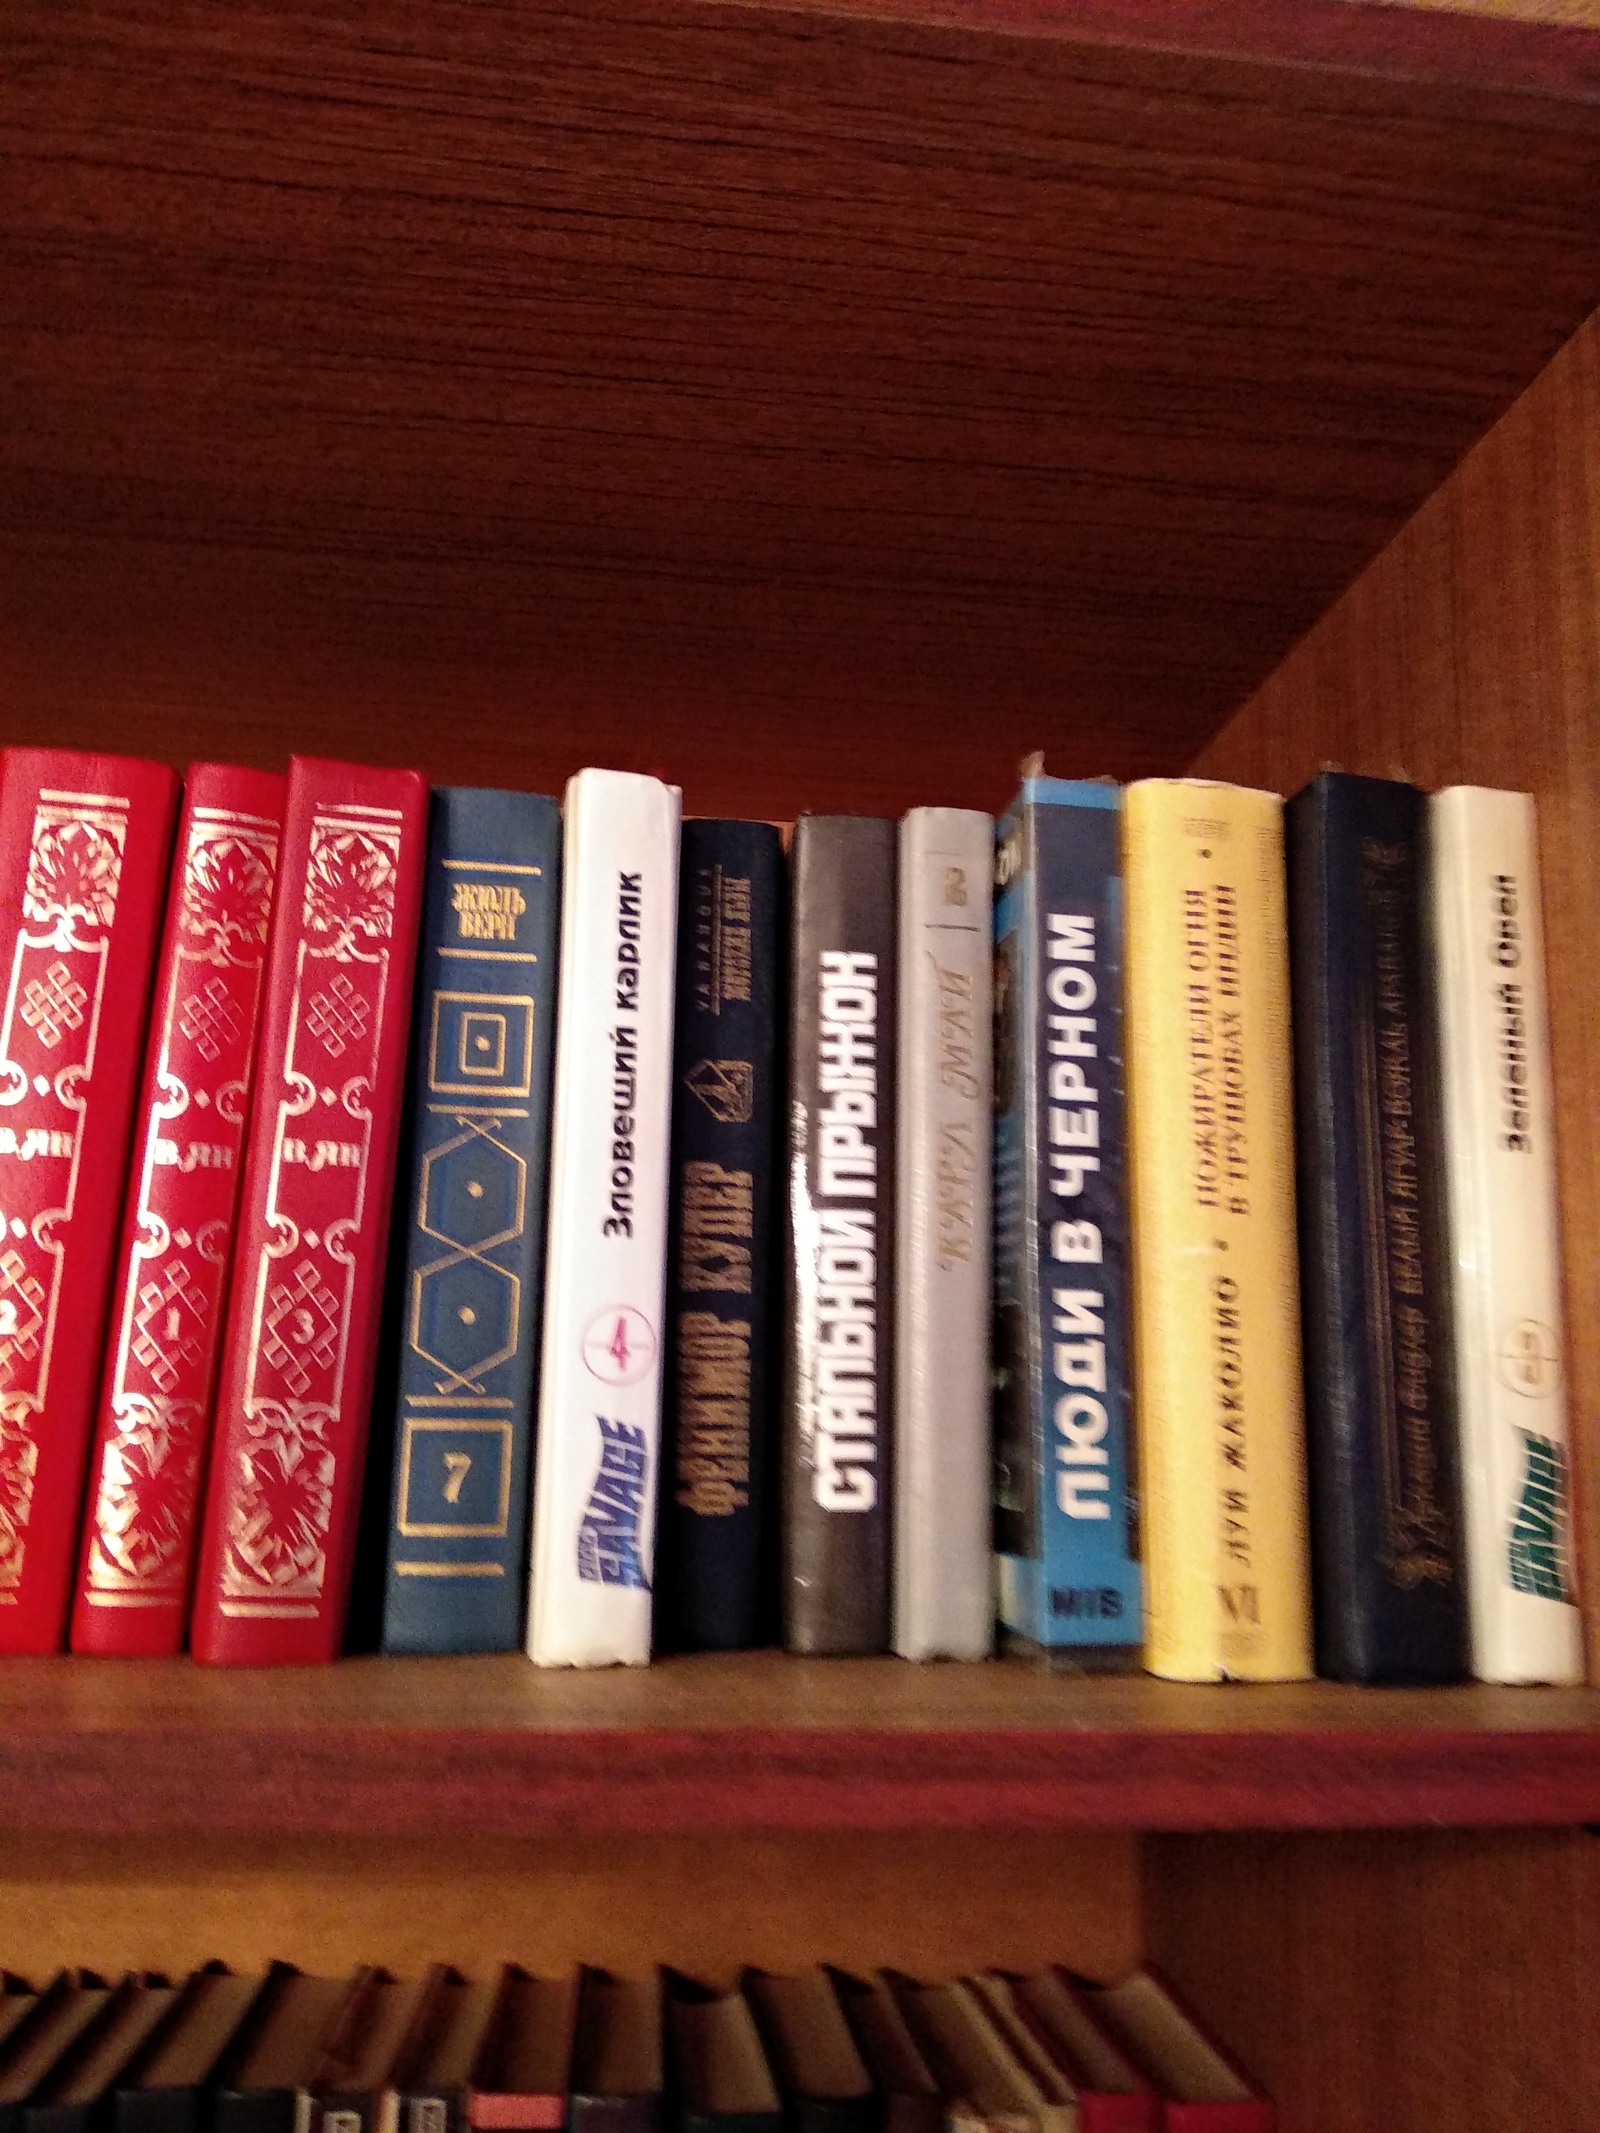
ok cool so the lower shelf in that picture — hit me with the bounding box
[0,1651,1597,1835]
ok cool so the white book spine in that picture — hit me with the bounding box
[1431,786,1583,1683]
[528,769,681,1666]
[893,807,995,1659]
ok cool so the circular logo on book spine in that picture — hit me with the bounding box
[1496,1318,1562,1398]
[582,1305,658,1387]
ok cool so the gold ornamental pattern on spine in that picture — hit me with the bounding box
[0,790,129,1595]
[84,805,281,1606]
[220,804,401,1617]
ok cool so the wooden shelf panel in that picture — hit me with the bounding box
[1151,1829,1600,2133]
[2,1654,1600,1836]
[776,0,1600,96]
[6,0,1600,802]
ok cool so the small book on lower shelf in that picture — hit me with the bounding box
[826,1973,939,2133]
[966,1973,1155,2133]
[741,1971,875,2133]
[391,1968,500,2133]
[210,1971,363,2133]
[467,1969,578,2131]
[0,1966,1277,2133]
[665,1977,780,2133]
[1000,1971,1154,2133]
[0,1974,116,2133]
[569,1971,662,2133]
[308,1969,433,2133]
[1079,1973,1272,2133]
[110,1965,272,2133]
[24,1976,181,2133]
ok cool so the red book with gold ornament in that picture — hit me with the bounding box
[70,764,287,1654]
[0,747,181,1652]
[189,757,428,1665]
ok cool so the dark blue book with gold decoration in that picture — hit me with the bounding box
[379,787,562,1653]
[657,820,785,1650]
[1286,770,1467,1683]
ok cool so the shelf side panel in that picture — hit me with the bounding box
[1146,1827,1600,2133]
[1193,309,1600,1668]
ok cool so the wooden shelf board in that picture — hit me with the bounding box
[6,1,1600,796]
[1,1653,1599,1836]
[762,0,1600,97]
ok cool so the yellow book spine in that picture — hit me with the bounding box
[1124,781,1313,1680]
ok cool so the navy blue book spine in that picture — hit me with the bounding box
[379,787,562,1653]
[993,777,1139,1659]
[657,820,785,1650]
[1286,771,1467,1682]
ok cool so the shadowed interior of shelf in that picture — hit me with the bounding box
[6,0,1600,815]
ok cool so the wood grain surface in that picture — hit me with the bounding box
[6,2,1600,815]
[1150,1826,1600,2132]
[0,1822,1139,1985]
[764,0,1600,95]
[1195,312,1600,1671]
[3,11,1599,2110]
[0,1654,1599,1834]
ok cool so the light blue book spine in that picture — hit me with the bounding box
[993,776,1140,1657]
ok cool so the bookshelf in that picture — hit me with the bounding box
[5,0,1600,2125]
[4,1657,1600,1834]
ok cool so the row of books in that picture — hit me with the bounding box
[0,1959,1274,2133]
[0,747,1577,1684]
[992,768,1578,1686]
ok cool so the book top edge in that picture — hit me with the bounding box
[1016,778,1119,810]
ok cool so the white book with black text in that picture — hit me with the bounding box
[527,769,681,1666]
[893,807,995,1659]
[1431,786,1583,1683]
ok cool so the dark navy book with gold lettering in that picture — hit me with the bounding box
[1286,771,1467,1682]
[656,820,784,1651]
[379,787,562,1653]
